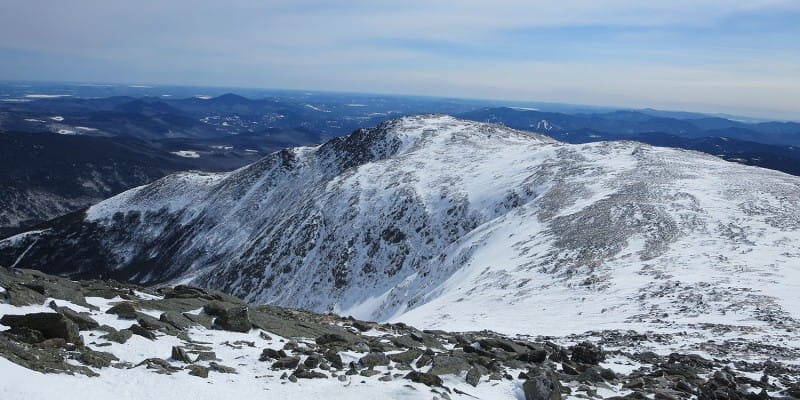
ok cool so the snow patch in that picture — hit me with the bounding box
[170,151,200,158]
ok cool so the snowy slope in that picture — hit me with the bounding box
[1,115,799,343]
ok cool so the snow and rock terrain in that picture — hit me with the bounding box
[1,115,799,360]
[1,267,798,400]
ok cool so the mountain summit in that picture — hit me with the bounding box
[2,115,798,340]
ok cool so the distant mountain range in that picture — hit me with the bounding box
[459,107,800,146]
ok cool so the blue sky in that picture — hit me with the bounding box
[1,0,799,119]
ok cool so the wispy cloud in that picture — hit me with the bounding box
[0,0,798,118]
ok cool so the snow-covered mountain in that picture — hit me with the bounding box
[2,115,799,341]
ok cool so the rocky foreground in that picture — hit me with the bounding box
[0,266,798,400]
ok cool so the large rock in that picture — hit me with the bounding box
[405,371,443,387]
[129,324,156,340]
[78,349,119,368]
[272,357,301,369]
[204,302,251,332]
[316,333,350,346]
[187,364,209,378]
[101,329,133,344]
[259,348,287,361]
[389,348,423,364]
[0,313,82,344]
[106,302,138,319]
[359,352,390,368]
[570,341,604,365]
[523,368,562,400]
[50,304,100,331]
[3,284,46,306]
[171,346,193,363]
[159,311,194,331]
[429,353,471,376]
[479,337,527,354]
[466,366,483,387]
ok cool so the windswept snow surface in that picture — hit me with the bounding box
[3,115,799,347]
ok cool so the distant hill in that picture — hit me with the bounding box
[459,107,800,146]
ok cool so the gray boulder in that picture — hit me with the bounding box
[1,312,82,344]
[101,329,133,344]
[405,371,443,387]
[359,352,390,368]
[106,302,138,319]
[523,368,562,400]
[204,302,251,332]
[429,353,471,376]
[570,341,604,365]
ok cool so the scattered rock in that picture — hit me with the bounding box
[187,365,209,378]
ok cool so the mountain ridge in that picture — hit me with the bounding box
[1,115,798,343]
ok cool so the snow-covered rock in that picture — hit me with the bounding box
[1,115,799,344]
